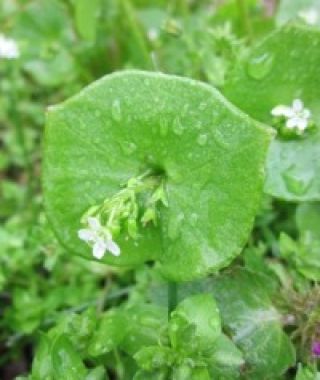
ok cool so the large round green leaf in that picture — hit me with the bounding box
[43,70,272,281]
[224,24,320,201]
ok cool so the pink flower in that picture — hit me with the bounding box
[312,341,320,357]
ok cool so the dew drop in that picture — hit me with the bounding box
[282,166,313,196]
[172,117,184,136]
[197,133,208,146]
[190,213,199,226]
[199,101,207,111]
[111,99,122,122]
[247,52,274,80]
[121,141,137,155]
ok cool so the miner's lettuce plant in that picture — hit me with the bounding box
[2,1,320,379]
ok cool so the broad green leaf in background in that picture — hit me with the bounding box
[280,202,320,281]
[43,70,272,281]
[296,202,320,237]
[277,0,320,27]
[212,269,296,379]
[224,24,320,201]
[74,0,101,41]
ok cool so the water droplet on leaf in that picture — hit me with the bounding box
[111,99,122,122]
[247,52,274,80]
[197,134,208,146]
[121,141,137,155]
[173,117,184,136]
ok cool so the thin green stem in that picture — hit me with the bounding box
[168,282,178,318]
[119,0,153,69]
[236,0,253,43]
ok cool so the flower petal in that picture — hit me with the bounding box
[297,118,308,131]
[271,105,292,117]
[292,99,303,112]
[78,229,95,242]
[93,239,107,259]
[106,240,121,256]
[286,117,299,129]
[87,216,101,231]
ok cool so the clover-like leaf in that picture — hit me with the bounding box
[224,24,320,201]
[43,70,272,281]
[212,269,296,379]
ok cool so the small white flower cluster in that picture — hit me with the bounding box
[0,34,20,60]
[78,217,120,260]
[271,99,312,134]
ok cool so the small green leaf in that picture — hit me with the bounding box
[88,309,127,356]
[171,294,221,350]
[85,366,108,380]
[212,269,296,379]
[134,346,173,371]
[133,369,168,380]
[43,70,272,281]
[208,334,244,379]
[279,204,320,281]
[224,24,320,201]
[119,303,167,356]
[31,333,53,380]
[295,364,320,380]
[172,365,211,380]
[168,313,198,353]
[51,336,87,380]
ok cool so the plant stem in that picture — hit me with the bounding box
[119,0,153,69]
[168,282,178,317]
[236,0,253,43]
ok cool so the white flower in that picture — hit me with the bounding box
[0,34,20,59]
[299,8,319,25]
[271,99,311,133]
[78,217,120,259]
